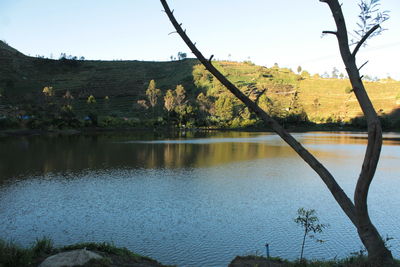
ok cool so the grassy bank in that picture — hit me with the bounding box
[230,255,400,267]
[0,238,171,267]
[1,238,398,267]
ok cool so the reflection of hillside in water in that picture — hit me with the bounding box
[297,132,400,146]
[0,131,399,181]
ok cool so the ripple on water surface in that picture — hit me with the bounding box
[0,132,400,266]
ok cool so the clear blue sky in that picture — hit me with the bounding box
[0,0,399,79]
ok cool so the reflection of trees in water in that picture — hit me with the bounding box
[0,133,275,179]
[1,132,398,182]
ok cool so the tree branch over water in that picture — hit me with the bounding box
[160,0,356,224]
[162,0,394,263]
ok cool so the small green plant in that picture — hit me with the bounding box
[32,237,54,257]
[294,208,328,261]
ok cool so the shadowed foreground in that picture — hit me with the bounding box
[1,239,399,266]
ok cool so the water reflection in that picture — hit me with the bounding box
[0,131,399,266]
[1,131,399,182]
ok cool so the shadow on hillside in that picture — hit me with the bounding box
[1,54,200,104]
[349,107,400,131]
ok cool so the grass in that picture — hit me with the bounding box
[230,254,400,267]
[1,238,399,267]
[0,240,33,267]
[0,238,167,267]
[0,237,55,267]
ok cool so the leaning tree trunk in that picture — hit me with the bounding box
[160,0,393,263]
[320,0,393,263]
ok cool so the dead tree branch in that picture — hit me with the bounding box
[322,31,337,35]
[352,24,380,57]
[358,61,369,71]
[320,0,392,262]
[160,0,357,224]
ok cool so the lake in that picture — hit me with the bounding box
[0,131,399,266]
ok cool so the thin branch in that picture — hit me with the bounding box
[160,0,357,225]
[352,24,380,57]
[168,31,177,35]
[358,60,369,71]
[209,54,214,62]
[322,30,337,35]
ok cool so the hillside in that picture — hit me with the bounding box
[0,41,399,127]
[0,41,198,100]
[299,77,400,122]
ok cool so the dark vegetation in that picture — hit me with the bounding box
[1,41,399,132]
[0,238,171,267]
[1,238,398,267]
[229,254,400,267]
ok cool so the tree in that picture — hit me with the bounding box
[146,80,161,117]
[160,0,393,263]
[214,96,234,122]
[164,89,176,113]
[146,80,162,120]
[175,84,186,106]
[137,99,149,110]
[294,208,328,261]
[42,86,54,97]
[321,0,392,262]
[196,92,214,125]
[321,71,330,78]
[87,95,96,104]
[350,0,389,46]
[173,84,194,126]
[331,67,339,79]
[297,66,302,74]
[146,80,162,109]
[177,52,187,60]
[197,92,213,113]
[63,90,74,100]
[62,90,74,107]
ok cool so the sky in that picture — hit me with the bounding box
[0,0,399,79]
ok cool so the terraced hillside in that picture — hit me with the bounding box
[0,41,197,102]
[298,78,400,122]
[1,40,399,125]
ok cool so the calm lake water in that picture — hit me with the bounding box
[0,131,399,266]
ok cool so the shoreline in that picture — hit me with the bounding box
[2,124,399,138]
[1,238,398,266]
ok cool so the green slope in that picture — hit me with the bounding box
[0,40,198,102]
[1,41,399,125]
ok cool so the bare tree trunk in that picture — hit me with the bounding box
[300,230,307,261]
[320,1,393,263]
[160,0,356,226]
[160,0,394,263]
